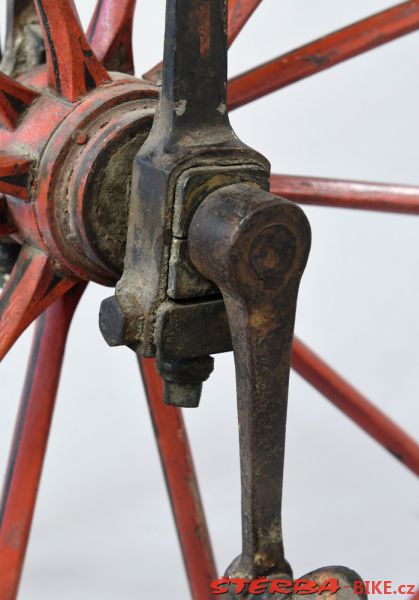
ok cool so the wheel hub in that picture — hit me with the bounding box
[5,68,158,284]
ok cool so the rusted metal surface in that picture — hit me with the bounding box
[189,188,368,594]
[139,357,217,600]
[102,0,269,408]
[87,0,136,74]
[142,0,263,82]
[0,284,85,600]
[189,184,311,580]
[292,338,419,476]
[102,0,373,591]
[271,174,419,215]
[228,0,419,110]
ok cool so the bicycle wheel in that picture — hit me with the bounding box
[0,1,418,598]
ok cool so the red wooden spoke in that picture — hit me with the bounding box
[228,0,264,46]
[87,0,136,74]
[142,0,262,82]
[292,338,419,476]
[0,72,39,130]
[271,174,419,215]
[228,0,419,110]
[0,154,33,202]
[0,284,85,600]
[0,225,15,237]
[34,0,110,102]
[0,245,77,361]
[138,357,217,600]
[141,64,160,85]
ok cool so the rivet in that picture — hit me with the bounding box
[73,130,88,145]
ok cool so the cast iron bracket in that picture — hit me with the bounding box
[100,0,270,407]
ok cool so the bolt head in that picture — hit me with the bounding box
[73,130,89,145]
[99,293,143,347]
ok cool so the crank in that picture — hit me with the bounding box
[100,0,368,596]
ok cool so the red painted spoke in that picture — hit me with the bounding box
[0,284,85,600]
[271,174,419,215]
[292,338,419,476]
[0,154,33,201]
[0,245,76,361]
[0,225,15,237]
[138,357,217,600]
[0,72,38,130]
[88,0,136,74]
[34,0,110,102]
[228,0,419,110]
[0,224,16,237]
[0,227,14,238]
[141,63,161,85]
[143,0,262,82]
[228,0,264,46]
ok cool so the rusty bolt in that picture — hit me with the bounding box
[157,356,214,408]
[72,130,89,145]
[163,382,203,409]
[99,292,144,347]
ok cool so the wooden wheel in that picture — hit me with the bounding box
[0,1,418,598]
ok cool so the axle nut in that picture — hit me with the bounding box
[157,356,215,408]
[99,292,144,348]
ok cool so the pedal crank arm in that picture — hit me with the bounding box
[190,184,366,599]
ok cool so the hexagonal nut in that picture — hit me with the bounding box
[99,292,144,347]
